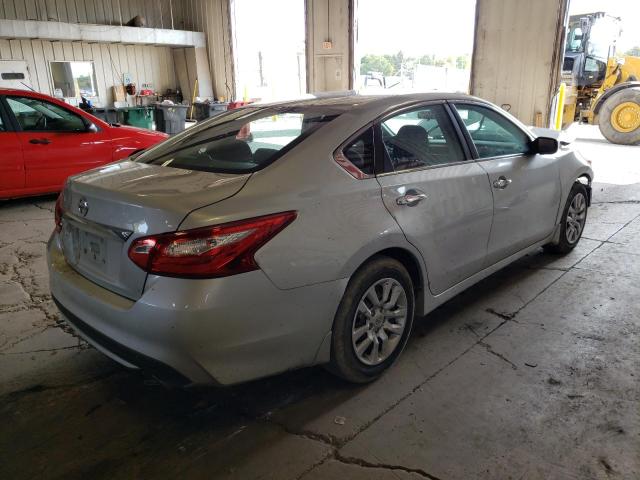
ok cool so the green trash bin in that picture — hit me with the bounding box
[116,106,155,130]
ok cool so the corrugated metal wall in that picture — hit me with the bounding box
[0,39,177,106]
[0,0,188,30]
[470,0,568,126]
[180,0,233,100]
[0,0,232,33]
[0,0,233,101]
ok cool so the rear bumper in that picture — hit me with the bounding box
[53,296,191,386]
[48,234,346,386]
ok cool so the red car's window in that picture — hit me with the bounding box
[6,96,86,132]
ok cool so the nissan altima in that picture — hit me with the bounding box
[48,93,593,386]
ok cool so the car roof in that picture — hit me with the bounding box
[0,88,43,95]
[257,91,481,109]
[251,91,492,120]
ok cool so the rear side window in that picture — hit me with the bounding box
[6,96,86,132]
[140,108,339,174]
[454,104,531,158]
[335,127,374,178]
[380,104,465,173]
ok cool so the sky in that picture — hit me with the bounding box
[357,0,477,57]
[356,0,640,58]
[570,0,640,52]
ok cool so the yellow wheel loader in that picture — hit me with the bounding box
[562,12,640,145]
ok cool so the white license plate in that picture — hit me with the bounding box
[79,230,107,266]
[62,222,107,267]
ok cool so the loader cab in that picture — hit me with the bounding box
[563,12,620,87]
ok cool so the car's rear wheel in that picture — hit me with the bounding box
[329,256,414,383]
[544,182,588,254]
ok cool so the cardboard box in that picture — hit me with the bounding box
[111,85,126,103]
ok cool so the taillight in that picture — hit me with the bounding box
[128,211,297,278]
[54,193,64,233]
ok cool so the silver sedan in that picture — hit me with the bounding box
[48,93,593,386]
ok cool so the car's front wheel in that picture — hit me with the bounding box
[329,256,415,383]
[544,182,589,254]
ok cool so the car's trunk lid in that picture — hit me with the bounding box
[60,161,250,300]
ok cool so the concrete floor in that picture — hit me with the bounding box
[1,124,639,479]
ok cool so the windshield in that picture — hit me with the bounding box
[137,106,339,174]
[586,17,618,60]
[565,15,619,59]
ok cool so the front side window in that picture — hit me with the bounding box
[139,107,339,174]
[7,97,86,132]
[454,104,530,158]
[380,104,465,173]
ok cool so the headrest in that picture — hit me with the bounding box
[210,138,253,162]
[253,148,279,164]
[397,125,428,143]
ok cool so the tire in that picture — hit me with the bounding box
[329,256,415,383]
[597,87,640,145]
[544,182,589,254]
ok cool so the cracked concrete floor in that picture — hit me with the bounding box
[1,125,639,479]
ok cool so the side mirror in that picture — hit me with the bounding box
[85,122,98,133]
[530,136,558,155]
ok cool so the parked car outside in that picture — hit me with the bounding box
[48,93,593,386]
[0,88,168,199]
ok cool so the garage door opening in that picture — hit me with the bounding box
[354,0,477,93]
[231,0,306,102]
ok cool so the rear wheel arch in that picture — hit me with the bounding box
[328,254,417,382]
[353,247,426,316]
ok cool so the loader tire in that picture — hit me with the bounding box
[598,87,640,145]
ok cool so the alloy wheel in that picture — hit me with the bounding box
[351,278,408,366]
[566,192,586,244]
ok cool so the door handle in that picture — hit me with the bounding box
[396,189,427,207]
[29,138,51,145]
[492,176,512,189]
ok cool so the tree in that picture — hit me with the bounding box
[456,54,471,70]
[389,51,405,74]
[360,54,395,76]
[418,54,436,66]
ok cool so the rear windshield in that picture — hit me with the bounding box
[137,106,340,174]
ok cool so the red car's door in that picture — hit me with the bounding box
[0,101,25,194]
[5,95,112,190]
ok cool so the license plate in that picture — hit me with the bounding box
[61,222,107,267]
[79,230,107,266]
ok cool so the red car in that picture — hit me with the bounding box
[0,88,168,199]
